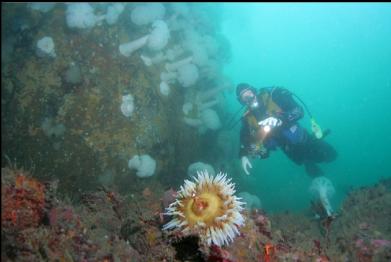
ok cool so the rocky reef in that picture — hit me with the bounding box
[2,3,232,200]
[2,167,390,261]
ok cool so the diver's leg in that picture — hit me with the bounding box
[279,124,308,165]
[282,126,330,176]
[281,142,324,176]
[307,137,338,163]
[299,135,337,176]
[281,143,305,165]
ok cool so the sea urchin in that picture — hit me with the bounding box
[163,171,245,246]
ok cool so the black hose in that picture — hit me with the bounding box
[225,105,245,130]
[291,93,313,119]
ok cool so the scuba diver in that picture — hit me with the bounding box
[236,83,337,177]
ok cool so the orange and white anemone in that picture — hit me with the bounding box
[162,171,246,246]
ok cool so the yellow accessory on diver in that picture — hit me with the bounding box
[311,118,323,139]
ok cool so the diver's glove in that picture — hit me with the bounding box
[258,117,282,128]
[241,156,252,175]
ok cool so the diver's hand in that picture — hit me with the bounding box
[241,156,252,175]
[258,117,282,128]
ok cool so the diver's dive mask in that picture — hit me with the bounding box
[240,90,259,109]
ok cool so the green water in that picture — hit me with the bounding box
[221,3,391,212]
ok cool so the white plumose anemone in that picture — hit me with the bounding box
[105,3,125,25]
[159,81,170,96]
[177,63,199,87]
[128,154,156,178]
[130,3,165,26]
[309,176,335,216]
[163,171,245,247]
[119,20,170,57]
[120,94,134,118]
[36,36,56,58]
[66,3,104,29]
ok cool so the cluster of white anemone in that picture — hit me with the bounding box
[119,20,170,58]
[163,171,245,247]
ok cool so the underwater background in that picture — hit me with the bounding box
[2,3,390,261]
[222,3,391,212]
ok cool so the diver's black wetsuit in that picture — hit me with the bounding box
[239,87,337,176]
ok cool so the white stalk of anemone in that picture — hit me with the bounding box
[200,108,222,130]
[198,99,219,112]
[182,103,221,131]
[197,85,229,104]
[119,36,148,57]
[183,102,202,127]
[165,56,193,72]
[160,71,177,83]
[140,45,184,67]
[320,189,333,216]
[119,20,170,57]
[200,76,234,102]
[183,117,203,127]
[165,45,184,61]
[140,52,165,67]
[158,71,177,96]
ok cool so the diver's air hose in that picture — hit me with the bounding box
[226,104,246,129]
[291,93,313,119]
[291,92,323,139]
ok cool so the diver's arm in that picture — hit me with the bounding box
[271,87,304,124]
